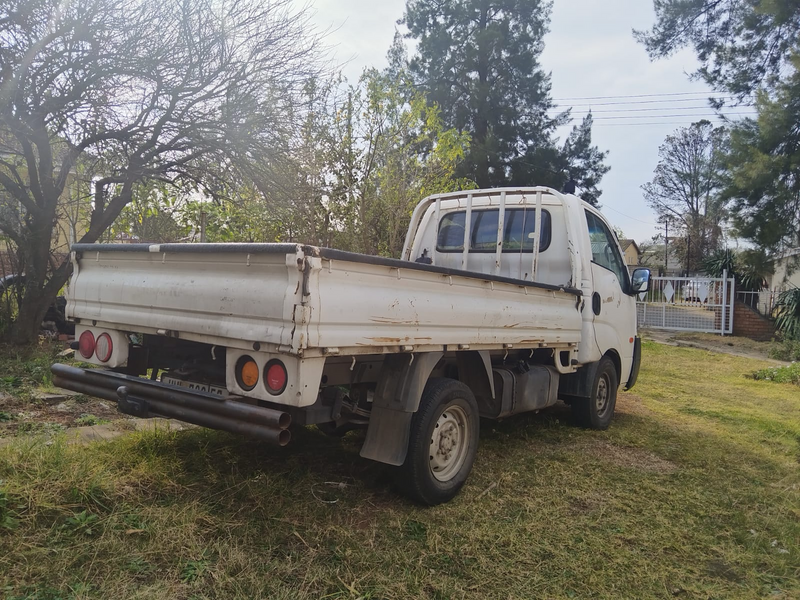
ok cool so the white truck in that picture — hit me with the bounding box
[52,186,650,505]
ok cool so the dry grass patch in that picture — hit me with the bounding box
[0,341,797,599]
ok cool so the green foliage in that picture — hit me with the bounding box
[403,0,609,202]
[75,414,105,427]
[16,422,66,435]
[643,121,728,272]
[0,342,62,391]
[123,556,154,576]
[109,181,190,244]
[701,249,771,292]
[774,287,800,340]
[127,62,474,259]
[319,65,474,256]
[635,0,799,96]
[0,376,23,391]
[62,511,99,537]
[180,558,210,583]
[769,338,800,362]
[557,113,611,206]
[0,488,20,531]
[724,65,800,252]
[752,362,800,385]
[638,2,800,254]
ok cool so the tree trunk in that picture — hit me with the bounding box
[5,178,136,344]
[8,258,73,345]
[10,295,51,345]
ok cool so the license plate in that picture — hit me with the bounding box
[162,376,228,397]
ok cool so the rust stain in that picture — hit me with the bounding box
[504,323,520,328]
[368,337,405,344]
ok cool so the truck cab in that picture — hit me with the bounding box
[404,188,644,389]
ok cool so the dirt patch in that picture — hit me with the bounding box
[0,417,191,448]
[568,490,608,514]
[641,328,784,363]
[583,439,678,474]
[0,390,127,438]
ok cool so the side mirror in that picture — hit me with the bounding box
[630,268,650,295]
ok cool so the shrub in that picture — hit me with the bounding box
[774,287,800,341]
[75,414,103,427]
[769,338,800,362]
[752,362,800,385]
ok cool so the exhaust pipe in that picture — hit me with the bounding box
[51,363,291,446]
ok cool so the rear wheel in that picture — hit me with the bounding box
[396,378,479,505]
[571,356,618,430]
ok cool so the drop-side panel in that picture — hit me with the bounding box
[306,257,582,352]
[67,249,303,349]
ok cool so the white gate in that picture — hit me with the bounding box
[636,273,735,335]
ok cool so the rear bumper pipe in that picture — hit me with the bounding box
[51,363,291,446]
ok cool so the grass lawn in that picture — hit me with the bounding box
[0,341,798,599]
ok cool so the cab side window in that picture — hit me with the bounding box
[585,211,629,290]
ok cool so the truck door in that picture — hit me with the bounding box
[584,210,636,380]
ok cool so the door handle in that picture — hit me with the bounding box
[592,292,601,315]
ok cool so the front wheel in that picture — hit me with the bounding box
[396,378,479,505]
[571,356,618,430]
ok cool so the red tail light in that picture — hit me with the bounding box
[95,333,113,362]
[78,330,95,359]
[264,360,287,395]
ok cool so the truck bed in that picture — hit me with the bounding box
[69,243,583,357]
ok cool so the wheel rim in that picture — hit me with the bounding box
[596,374,610,416]
[429,404,470,482]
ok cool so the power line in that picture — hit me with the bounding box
[601,204,659,226]
[553,96,741,108]
[590,121,734,127]
[585,112,756,120]
[553,91,731,101]
[550,105,753,114]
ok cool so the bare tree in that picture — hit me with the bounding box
[642,121,728,273]
[0,0,324,343]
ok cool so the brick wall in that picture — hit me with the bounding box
[732,300,776,342]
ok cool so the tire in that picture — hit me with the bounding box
[571,356,618,430]
[396,378,480,506]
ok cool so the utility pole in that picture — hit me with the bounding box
[664,220,669,272]
[686,233,691,275]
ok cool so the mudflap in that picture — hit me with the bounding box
[624,336,642,391]
[359,352,443,466]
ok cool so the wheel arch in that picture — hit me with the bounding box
[603,348,622,385]
[558,350,621,400]
[455,350,495,413]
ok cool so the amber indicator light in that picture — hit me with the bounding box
[235,356,259,391]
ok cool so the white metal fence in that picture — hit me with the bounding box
[735,289,779,318]
[636,274,735,334]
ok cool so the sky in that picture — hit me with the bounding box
[305,0,750,245]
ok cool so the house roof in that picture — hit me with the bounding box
[619,239,640,254]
